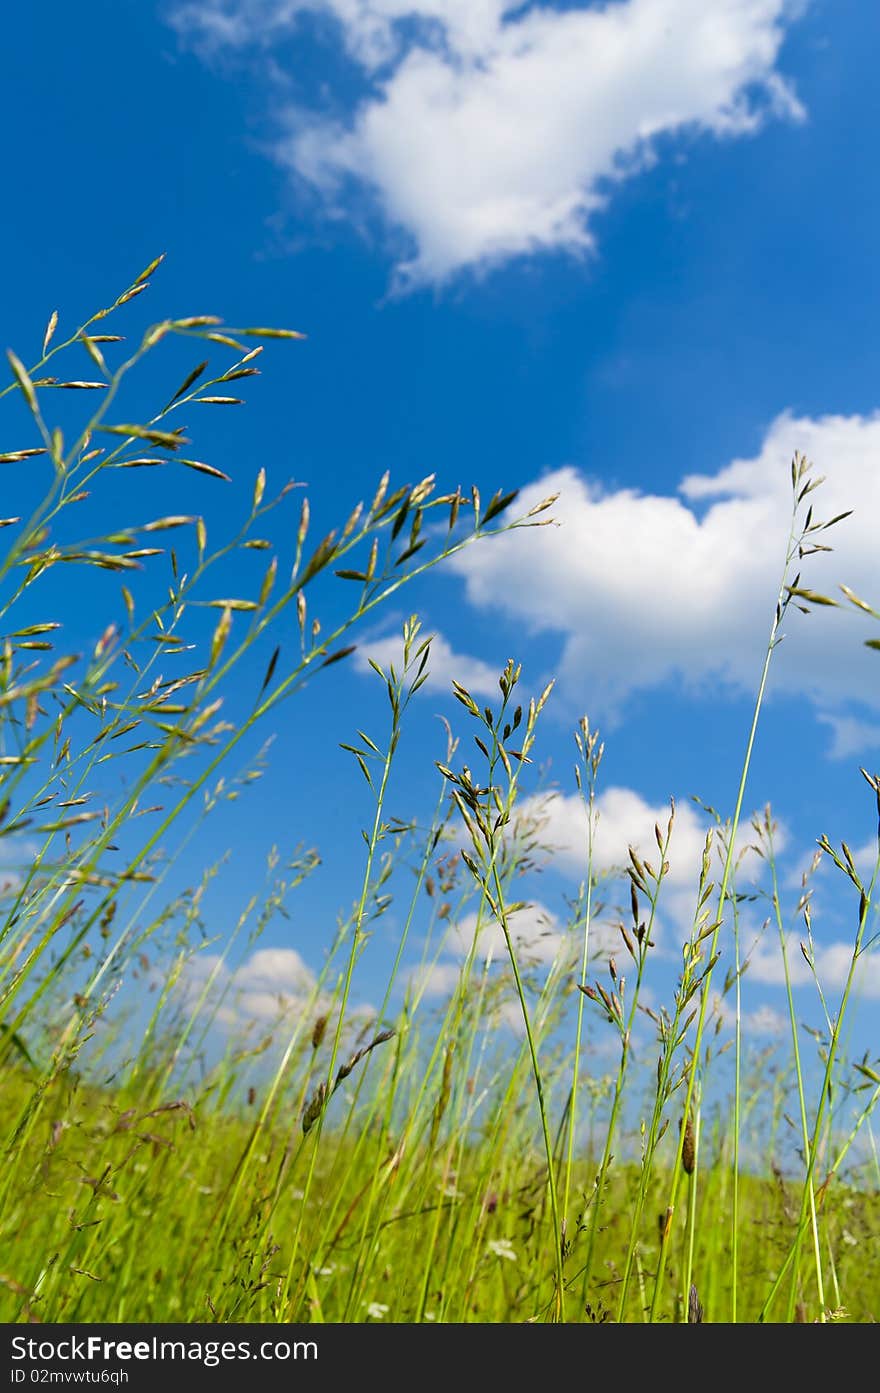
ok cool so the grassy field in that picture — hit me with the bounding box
[1,1050,878,1324]
[1,266,878,1324]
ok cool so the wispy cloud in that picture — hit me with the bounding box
[815,711,880,761]
[168,0,806,286]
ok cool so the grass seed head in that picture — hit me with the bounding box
[688,1284,704,1324]
[682,1115,696,1175]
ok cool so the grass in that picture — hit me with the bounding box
[1,263,879,1324]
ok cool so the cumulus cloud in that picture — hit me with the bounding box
[749,933,880,997]
[744,1003,789,1035]
[354,626,501,698]
[409,878,657,1010]
[169,0,806,285]
[407,899,581,1005]
[184,946,383,1034]
[518,785,780,897]
[446,899,571,967]
[710,993,790,1035]
[407,959,467,1000]
[185,945,319,1025]
[423,780,789,989]
[450,411,880,723]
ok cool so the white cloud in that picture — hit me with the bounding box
[488,996,529,1038]
[401,900,576,1021]
[852,838,880,881]
[169,0,806,286]
[185,945,319,1024]
[518,785,779,890]
[406,959,467,999]
[447,899,570,967]
[182,945,383,1036]
[521,786,700,886]
[744,1003,789,1035]
[816,712,880,762]
[409,887,631,1002]
[238,945,316,988]
[507,785,792,958]
[0,838,45,902]
[711,993,790,1035]
[749,933,880,997]
[354,627,501,697]
[450,411,880,724]
[170,0,515,64]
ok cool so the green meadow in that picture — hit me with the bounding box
[1,267,878,1324]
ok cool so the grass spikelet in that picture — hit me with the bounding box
[682,1115,696,1175]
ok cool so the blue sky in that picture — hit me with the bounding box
[3,1,880,1089]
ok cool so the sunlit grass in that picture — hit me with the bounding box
[1,264,878,1324]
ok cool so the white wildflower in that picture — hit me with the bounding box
[488,1238,517,1262]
